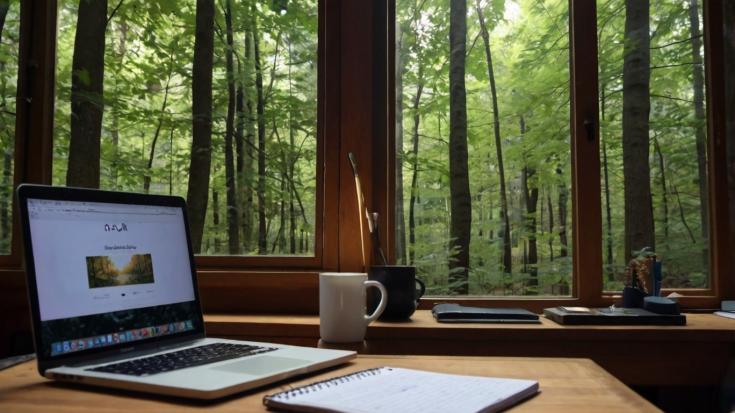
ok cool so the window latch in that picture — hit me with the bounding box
[583,118,595,142]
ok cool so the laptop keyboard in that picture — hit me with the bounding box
[87,343,276,376]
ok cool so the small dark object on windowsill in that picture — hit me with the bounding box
[643,296,680,315]
[622,286,647,308]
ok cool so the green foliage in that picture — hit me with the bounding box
[54,0,318,256]
[0,0,18,254]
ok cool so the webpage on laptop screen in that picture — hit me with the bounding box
[27,199,200,357]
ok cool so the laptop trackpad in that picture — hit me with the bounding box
[213,355,311,375]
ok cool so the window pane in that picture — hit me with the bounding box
[54,0,317,256]
[395,0,571,296]
[598,0,709,291]
[0,0,18,254]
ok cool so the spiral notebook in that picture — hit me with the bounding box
[262,366,539,413]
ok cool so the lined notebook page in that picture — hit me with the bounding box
[263,366,539,413]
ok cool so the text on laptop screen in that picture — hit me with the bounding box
[27,198,201,357]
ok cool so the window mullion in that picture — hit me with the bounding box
[569,0,603,304]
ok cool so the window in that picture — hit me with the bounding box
[598,0,710,291]
[395,0,572,296]
[8,0,731,312]
[392,0,730,306]
[53,0,319,259]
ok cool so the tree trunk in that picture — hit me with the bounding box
[476,0,511,275]
[448,0,471,294]
[0,150,10,247]
[547,192,554,261]
[212,188,220,253]
[0,2,9,40]
[253,5,268,254]
[672,183,697,243]
[408,72,423,266]
[168,126,174,195]
[688,0,708,267]
[235,72,246,245]
[109,21,127,190]
[395,20,407,264]
[186,0,215,253]
[287,37,297,254]
[276,160,287,254]
[242,30,256,252]
[67,0,108,188]
[520,117,538,292]
[143,64,173,193]
[224,0,240,254]
[601,86,614,280]
[622,0,654,260]
[557,168,568,258]
[653,135,669,241]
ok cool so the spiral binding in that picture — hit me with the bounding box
[264,366,391,402]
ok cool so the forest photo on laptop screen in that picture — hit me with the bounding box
[52,0,317,257]
[394,0,709,296]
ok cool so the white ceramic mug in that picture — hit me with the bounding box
[319,272,387,343]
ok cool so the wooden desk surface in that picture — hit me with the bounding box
[0,356,658,412]
[204,311,735,386]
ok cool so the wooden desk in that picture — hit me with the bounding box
[0,356,658,412]
[205,311,735,386]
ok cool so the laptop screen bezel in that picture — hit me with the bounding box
[17,184,206,374]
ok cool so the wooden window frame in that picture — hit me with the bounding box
[385,0,731,312]
[6,0,732,315]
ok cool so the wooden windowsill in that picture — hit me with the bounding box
[204,310,735,387]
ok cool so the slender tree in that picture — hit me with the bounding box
[252,4,268,254]
[224,0,240,254]
[0,0,11,246]
[67,0,108,188]
[143,62,173,193]
[0,1,8,40]
[186,0,215,252]
[395,20,407,264]
[448,0,471,294]
[688,0,708,266]
[601,86,614,280]
[653,135,669,241]
[242,29,256,252]
[408,67,424,265]
[476,0,511,275]
[546,192,553,261]
[622,0,654,260]
[520,117,538,291]
[557,167,568,258]
[212,187,221,252]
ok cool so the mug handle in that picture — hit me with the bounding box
[415,278,426,303]
[363,280,387,325]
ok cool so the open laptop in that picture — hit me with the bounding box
[17,184,355,399]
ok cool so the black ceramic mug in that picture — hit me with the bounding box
[367,265,426,320]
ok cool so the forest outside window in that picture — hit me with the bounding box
[598,0,709,291]
[53,0,319,259]
[395,0,572,296]
[393,0,727,300]
[0,0,18,255]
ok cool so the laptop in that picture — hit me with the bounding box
[17,184,355,399]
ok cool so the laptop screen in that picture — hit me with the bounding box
[26,197,201,358]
